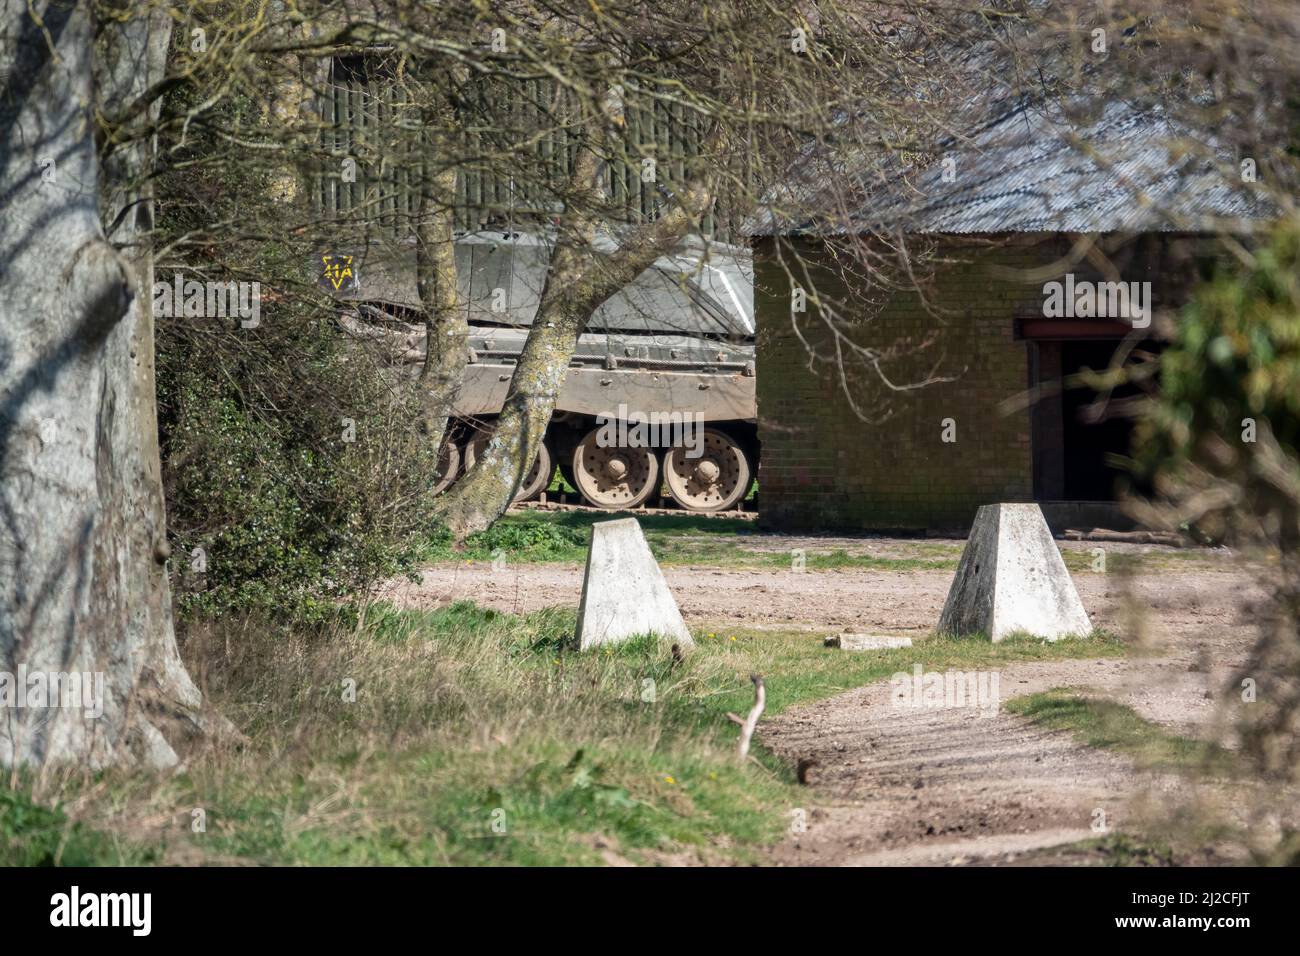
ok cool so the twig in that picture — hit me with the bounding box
[726,674,765,761]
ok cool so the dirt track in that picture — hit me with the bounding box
[384,537,1265,865]
[385,538,1254,644]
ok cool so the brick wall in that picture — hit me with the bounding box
[755,235,1052,532]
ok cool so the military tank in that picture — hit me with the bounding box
[323,230,757,512]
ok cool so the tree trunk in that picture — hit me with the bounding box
[0,0,218,768]
[433,238,597,540]
[434,181,715,540]
[414,166,467,452]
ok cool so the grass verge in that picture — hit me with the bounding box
[417,509,1221,575]
[3,608,1124,866]
[418,510,960,570]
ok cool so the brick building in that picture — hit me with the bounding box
[751,100,1270,532]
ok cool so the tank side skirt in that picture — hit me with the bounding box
[452,363,756,422]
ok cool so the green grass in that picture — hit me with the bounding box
[420,509,760,564]
[657,541,954,571]
[1005,689,1236,774]
[0,789,166,866]
[419,510,959,570]
[703,627,1125,718]
[5,507,1219,867]
[418,508,1225,575]
[1,605,1125,867]
[1078,834,1177,866]
[1012,832,1179,867]
[1057,548,1216,574]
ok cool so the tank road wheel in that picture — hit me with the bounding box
[572,428,660,510]
[462,433,553,503]
[433,441,461,495]
[462,434,553,504]
[663,428,751,512]
[512,440,554,503]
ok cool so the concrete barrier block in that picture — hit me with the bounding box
[575,518,694,650]
[938,503,1092,641]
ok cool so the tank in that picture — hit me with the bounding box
[320,230,757,512]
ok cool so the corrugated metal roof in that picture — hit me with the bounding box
[748,98,1274,237]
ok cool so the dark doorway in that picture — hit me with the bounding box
[1058,340,1148,501]
[1029,338,1158,503]
[1060,341,1127,500]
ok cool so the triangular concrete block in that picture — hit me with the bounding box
[938,503,1092,641]
[575,518,694,650]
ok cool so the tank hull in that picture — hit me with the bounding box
[326,231,759,511]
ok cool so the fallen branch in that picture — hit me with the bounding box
[726,674,766,761]
[1061,528,1188,547]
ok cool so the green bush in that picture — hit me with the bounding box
[1136,226,1300,479]
[1134,219,1300,858]
[157,301,442,621]
[151,63,445,621]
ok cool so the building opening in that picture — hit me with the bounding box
[1058,339,1146,501]
[1027,330,1160,524]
